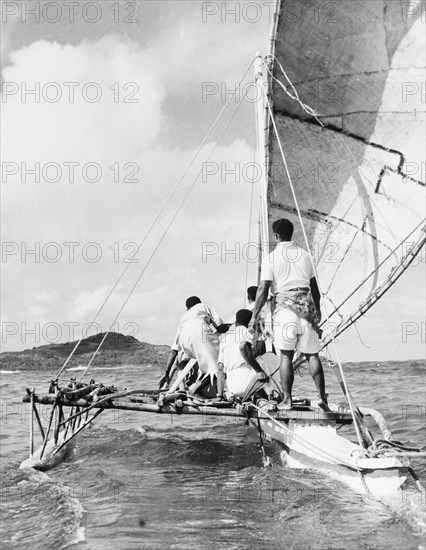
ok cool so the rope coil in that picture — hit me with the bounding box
[367,439,424,458]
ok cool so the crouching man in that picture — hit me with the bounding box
[159,296,229,390]
[217,309,268,400]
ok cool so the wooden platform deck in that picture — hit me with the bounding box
[23,394,354,424]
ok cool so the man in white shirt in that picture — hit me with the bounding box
[159,296,228,388]
[217,309,267,399]
[249,219,329,411]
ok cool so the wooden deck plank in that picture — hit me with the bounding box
[23,394,353,423]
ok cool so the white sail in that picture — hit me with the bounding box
[266,0,425,329]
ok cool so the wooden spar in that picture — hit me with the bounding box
[71,406,79,431]
[29,390,34,458]
[63,406,74,439]
[64,385,99,400]
[55,389,165,424]
[22,394,353,423]
[39,393,58,460]
[33,401,45,440]
[51,408,104,458]
[54,403,63,445]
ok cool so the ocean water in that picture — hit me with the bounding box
[0,361,425,550]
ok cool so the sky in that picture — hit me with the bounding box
[1,0,425,362]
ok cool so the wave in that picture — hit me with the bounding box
[92,365,143,371]
[0,370,21,374]
[1,467,85,550]
[66,364,149,372]
[66,366,86,371]
[381,484,426,541]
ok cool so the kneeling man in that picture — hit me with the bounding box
[217,309,267,399]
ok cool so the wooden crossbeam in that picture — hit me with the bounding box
[23,394,353,424]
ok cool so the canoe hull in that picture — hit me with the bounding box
[260,416,409,499]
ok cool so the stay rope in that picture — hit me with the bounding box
[258,75,366,450]
[323,219,425,323]
[55,60,255,382]
[76,66,255,382]
[266,55,324,127]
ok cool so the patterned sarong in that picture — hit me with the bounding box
[275,288,322,337]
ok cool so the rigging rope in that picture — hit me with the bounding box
[258,74,366,449]
[314,230,426,354]
[77,73,253,381]
[353,322,370,348]
[266,55,324,127]
[55,59,255,381]
[323,219,425,323]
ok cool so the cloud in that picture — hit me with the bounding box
[1,29,261,352]
[1,37,169,255]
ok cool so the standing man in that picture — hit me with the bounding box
[249,219,329,411]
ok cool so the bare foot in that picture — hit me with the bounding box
[318,397,330,412]
[277,399,293,411]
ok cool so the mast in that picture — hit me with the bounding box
[254,52,270,258]
[254,1,281,257]
[254,53,274,351]
[253,0,289,350]
[254,0,281,271]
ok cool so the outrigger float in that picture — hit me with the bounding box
[21,0,425,505]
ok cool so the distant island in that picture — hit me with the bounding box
[0,332,170,372]
[1,333,424,373]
